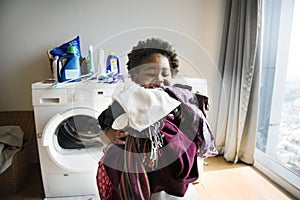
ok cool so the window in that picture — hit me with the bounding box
[255,0,300,197]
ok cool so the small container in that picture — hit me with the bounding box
[52,56,59,82]
[106,52,120,74]
[57,46,81,82]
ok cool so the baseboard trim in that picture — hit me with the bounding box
[254,160,300,199]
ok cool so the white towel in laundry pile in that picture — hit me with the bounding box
[112,79,181,132]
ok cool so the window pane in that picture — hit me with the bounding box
[276,0,300,175]
[255,0,300,195]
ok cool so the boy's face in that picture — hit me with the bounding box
[132,53,172,88]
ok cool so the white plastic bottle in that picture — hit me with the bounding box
[97,48,105,75]
[88,45,95,74]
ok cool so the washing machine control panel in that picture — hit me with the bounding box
[32,81,118,132]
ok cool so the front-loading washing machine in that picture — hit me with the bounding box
[32,80,117,199]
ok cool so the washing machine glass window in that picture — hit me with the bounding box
[55,115,102,150]
[42,108,104,172]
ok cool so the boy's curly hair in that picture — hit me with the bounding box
[127,38,179,77]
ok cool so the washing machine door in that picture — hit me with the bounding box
[42,108,104,172]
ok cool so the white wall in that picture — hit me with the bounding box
[0,0,226,127]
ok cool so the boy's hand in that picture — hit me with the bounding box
[105,128,128,145]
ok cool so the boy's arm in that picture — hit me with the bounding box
[98,101,128,145]
[102,128,128,145]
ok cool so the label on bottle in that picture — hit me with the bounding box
[110,58,118,74]
[65,69,80,79]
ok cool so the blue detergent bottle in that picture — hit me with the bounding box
[57,45,81,82]
[106,52,120,74]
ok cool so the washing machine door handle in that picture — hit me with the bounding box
[42,113,63,147]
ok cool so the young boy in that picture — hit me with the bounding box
[97,38,217,200]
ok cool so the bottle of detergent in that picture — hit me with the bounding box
[57,45,81,82]
[106,52,120,74]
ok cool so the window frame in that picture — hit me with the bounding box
[254,0,300,198]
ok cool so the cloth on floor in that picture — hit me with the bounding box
[0,126,24,174]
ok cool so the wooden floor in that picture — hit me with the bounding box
[0,156,296,200]
[194,156,296,200]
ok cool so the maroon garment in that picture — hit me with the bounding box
[148,119,199,196]
[100,119,198,199]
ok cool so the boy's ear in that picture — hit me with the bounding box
[130,72,139,83]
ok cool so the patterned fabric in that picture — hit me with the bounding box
[97,160,114,200]
[117,133,151,200]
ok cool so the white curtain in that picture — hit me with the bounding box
[215,0,261,164]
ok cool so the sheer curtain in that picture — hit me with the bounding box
[215,0,261,164]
